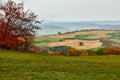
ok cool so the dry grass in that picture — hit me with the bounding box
[49,30,117,39]
[47,40,102,50]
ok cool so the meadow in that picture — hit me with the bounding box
[0,50,120,80]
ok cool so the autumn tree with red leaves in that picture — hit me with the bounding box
[0,0,41,50]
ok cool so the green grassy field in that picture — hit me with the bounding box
[0,50,120,80]
[34,39,60,46]
[75,34,97,40]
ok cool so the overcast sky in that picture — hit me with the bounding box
[3,0,120,21]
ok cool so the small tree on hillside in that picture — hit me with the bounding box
[0,0,41,50]
[79,42,84,46]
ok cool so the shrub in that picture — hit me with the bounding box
[67,48,77,56]
[80,50,88,56]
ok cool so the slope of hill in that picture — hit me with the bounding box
[35,29,120,52]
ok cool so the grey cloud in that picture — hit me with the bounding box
[4,0,120,21]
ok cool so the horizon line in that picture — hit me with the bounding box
[43,19,120,22]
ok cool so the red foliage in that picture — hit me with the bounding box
[0,0,40,50]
